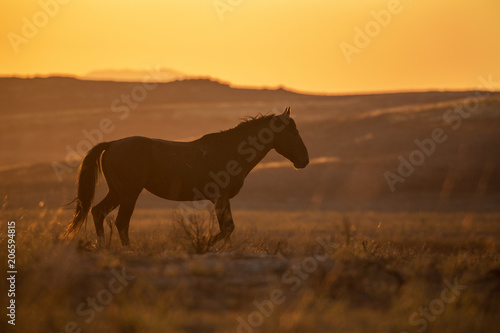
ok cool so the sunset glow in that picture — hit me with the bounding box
[2,0,499,93]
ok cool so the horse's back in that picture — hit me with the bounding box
[100,136,215,200]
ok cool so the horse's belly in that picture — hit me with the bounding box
[145,171,244,201]
[144,177,199,201]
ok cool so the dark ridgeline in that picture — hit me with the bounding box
[65,108,309,247]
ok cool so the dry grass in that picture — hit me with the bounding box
[170,208,218,254]
[0,207,499,333]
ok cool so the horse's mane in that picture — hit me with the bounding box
[222,113,275,134]
[197,114,279,144]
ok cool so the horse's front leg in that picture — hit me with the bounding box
[210,197,235,246]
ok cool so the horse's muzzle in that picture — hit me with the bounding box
[293,157,309,169]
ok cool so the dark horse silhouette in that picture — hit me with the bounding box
[65,107,309,247]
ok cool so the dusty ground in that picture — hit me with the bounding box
[1,207,499,333]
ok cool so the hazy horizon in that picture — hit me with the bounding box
[2,1,500,94]
[3,70,500,96]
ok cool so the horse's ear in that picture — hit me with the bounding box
[283,107,291,118]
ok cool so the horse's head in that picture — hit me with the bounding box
[272,107,309,169]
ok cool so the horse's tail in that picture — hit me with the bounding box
[65,142,111,237]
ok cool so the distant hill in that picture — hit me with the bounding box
[1,76,499,211]
[0,76,495,115]
[0,77,309,114]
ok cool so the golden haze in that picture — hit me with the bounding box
[1,0,499,93]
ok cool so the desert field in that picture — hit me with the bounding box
[1,77,500,332]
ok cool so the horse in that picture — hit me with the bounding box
[65,107,309,248]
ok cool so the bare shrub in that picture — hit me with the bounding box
[171,208,218,254]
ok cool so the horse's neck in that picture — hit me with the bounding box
[234,120,275,175]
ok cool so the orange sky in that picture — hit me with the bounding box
[1,0,499,94]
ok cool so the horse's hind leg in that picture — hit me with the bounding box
[114,193,140,248]
[91,192,119,248]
